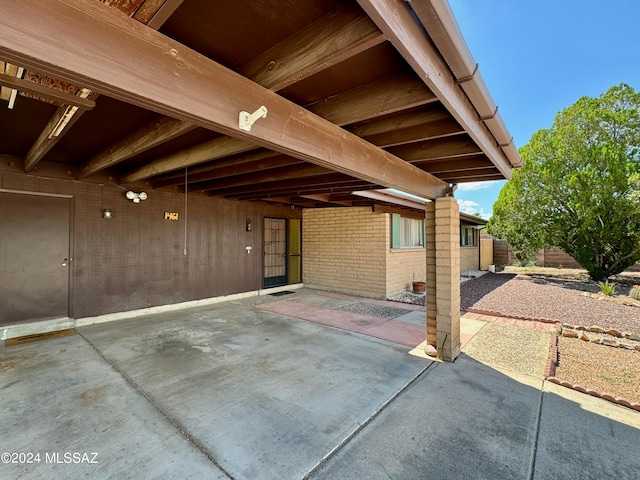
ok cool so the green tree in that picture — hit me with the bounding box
[488,84,640,280]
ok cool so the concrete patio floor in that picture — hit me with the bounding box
[1,291,639,480]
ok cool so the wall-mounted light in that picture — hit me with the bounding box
[246,218,252,232]
[126,191,148,204]
[102,208,112,219]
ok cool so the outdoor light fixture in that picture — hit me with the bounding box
[246,218,252,232]
[126,191,148,204]
[102,208,112,219]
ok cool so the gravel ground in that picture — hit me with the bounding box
[556,337,640,404]
[462,322,552,378]
[465,273,640,335]
[335,303,412,319]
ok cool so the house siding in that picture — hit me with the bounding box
[0,167,300,319]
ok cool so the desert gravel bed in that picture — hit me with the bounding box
[466,274,640,335]
[556,337,640,404]
[335,303,411,319]
[462,322,552,378]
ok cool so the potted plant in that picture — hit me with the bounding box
[412,281,426,294]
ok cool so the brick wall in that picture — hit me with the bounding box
[386,248,426,296]
[460,246,479,272]
[302,207,388,298]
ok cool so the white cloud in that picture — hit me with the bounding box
[458,199,479,212]
[457,181,497,191]
[458,199,492,220]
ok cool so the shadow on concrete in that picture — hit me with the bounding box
[1,300,639,480]
[309,354,640,480]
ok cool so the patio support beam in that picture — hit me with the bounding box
[425,197,461,361]
[122,72,437,183]
[357,0,512,178]
[80,2,385,179]
[0,0,448,198]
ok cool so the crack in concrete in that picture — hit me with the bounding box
[76,330,235,480]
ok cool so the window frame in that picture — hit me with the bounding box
[391,213,425,249]
[460,225,478,247]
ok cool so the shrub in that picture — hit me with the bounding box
[631,286,640,301]
[599,281,616,296]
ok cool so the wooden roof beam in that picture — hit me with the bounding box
[0,73,94,109]
[307,72,436,126]
[208,174,367,197]
[155,156,303,189]
[122,71,438,183]
[152,150,282,189]
[301,194,353,206]
[416,156,493,174]
[24,0,184,173]
[191,164,331,192]
[239,2,385,92]
[231,183,376,200]
[80,2,385,179]
[78,116,195,178]
[388,136,482,163]
[441,170,504,183]
[364,116,463,148]
[0,0,448,199]
[357,0,512,179]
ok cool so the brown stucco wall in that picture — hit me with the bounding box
[1,167,300,319]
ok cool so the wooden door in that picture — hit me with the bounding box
[0,192,71,325]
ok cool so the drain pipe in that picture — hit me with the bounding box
[404,0,523,168]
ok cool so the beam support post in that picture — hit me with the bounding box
[425,196,460,361]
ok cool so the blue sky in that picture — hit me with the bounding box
[448,0,640,218]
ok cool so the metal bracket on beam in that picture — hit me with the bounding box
[239,106,267,131]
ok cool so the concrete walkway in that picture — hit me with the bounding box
[1,291,639,479]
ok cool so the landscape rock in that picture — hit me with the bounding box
[606,328,622,337]
[562,329,578,338]
[619,343,636,350]
[601,338,618,347]
[578,332,590,341]
[424,344,437,357]
[588,326,605,333]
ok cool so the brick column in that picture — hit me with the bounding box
[425,202,437,350]
[435,197,460,360]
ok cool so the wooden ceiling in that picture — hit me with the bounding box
[0,0,519,212]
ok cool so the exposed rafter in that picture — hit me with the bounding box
[121,70,438,183]
[387,136,481,163]
[357,0,513,178]
[239,2,385,92]
[22,0,183,173]
[306,72,436,126]
[81,2,386,180]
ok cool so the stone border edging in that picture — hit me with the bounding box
[466,308,559,324]
[561,325,640,351]
[546,376,640,413]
